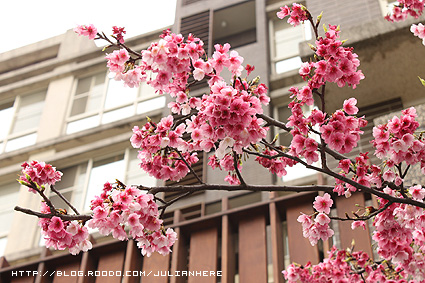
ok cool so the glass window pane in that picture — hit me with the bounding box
[50,191,74,213]
[139,81,156,100]
[72,72,106,116]
[94,72,106,86]
[11,113,41,134]
[84,155,125,211]
[5,133,37,152]
[75,77,92,95]
[66,115,99,134]
[0,104,14,140]
[275,23,304,59]
[137,96,166,114]
[282,162,314,182]
[127,149,157,187]
[72,165,87,210]
[11,92,46,134]
[0,182,19,235]
[85,87,103,113]
[104,79,137,109]
[55,166,78,191]
[102,105,134,124]
[70,96,88,117]
[275,56,302,74]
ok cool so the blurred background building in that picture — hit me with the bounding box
[1,0,425,282]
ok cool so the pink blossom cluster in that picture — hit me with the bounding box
[139,31,208,96]
[372,107,425,173]
[372,192,425,280]
[411,23,425,45]
[74,24,97,40]
[276,3,308,26]
[105,49,130,73]
[283,246,406,282]
[38,203,92,255]
[88,183,177,257]
[20,161,63,193]
[254,149,297,178]
[302,24,364,92]
[297,212,334,246]
[285,98,366,170]
[195,79,268,152]
[334,153,383,197]
[130,115,198,182]
[112,26,126,44]
[297,194,334,246]
[320,103,366,154]
[385,0,424,22]
[77,24,273,184]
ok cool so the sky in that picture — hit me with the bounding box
[0,0,177,54]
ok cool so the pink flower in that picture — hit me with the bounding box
[351,221,366,230]
[315,213,331,225]
[74,24,97,40]
[277,5,290,19]
[313,193,333,214]
[343,98,359,115]
[409,185,425,200]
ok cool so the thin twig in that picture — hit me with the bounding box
[329,201,392,222]
[50,185,80,215]
[175,149,204,184]
[159,191,194,218]
[233,151,246,186]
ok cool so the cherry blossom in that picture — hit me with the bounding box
[384,0,424,22]
[74,24,98,40]
[19,161,62,193]
[38,203,91,255]
[14,1,425,279]
[88,183,176,257]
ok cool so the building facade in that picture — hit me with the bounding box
[1,0,425,282]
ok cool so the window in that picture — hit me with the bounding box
[274,103,317,182]
[51,148,157,213]
[66,72,165,134]
[0,91,46,153]
[212,1,257,49]
[269,2,312,74]
[0,182,20,256]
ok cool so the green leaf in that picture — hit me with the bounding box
[418,76,425,87]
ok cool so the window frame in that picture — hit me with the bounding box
[268,1,311,75]
[65,71,166,135]
[0,181,20,256]
[0,90,46,153]
[48,148,157,214]
[273,101,319,183]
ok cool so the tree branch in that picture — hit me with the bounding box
[233,151,246,185]
[175,149,204,184]
[50,185,80,215]
[14,206,91,222]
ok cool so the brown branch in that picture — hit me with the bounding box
[14,206,92,222]
[329,201,392,222]
[175,149,204,184]
[97,32,143,58]
[233,151,246,185]
[147,183,335,195]
[257,113,292,132]
[159,191,194,219]
[245,140,425,209]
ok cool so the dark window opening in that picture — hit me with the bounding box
[213,1,257,49]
